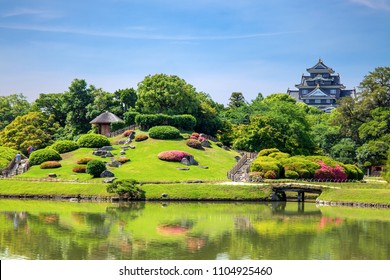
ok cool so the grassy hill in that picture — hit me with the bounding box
[17,132,239,183]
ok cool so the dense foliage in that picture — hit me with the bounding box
[86,160,106,177]
[50,140,79,154]
[148,126,181,140]
[0,112,59,153]
[0,146,19,170]
[106,179,145,199]
[135,114,196,131]
[77,134,111,148]
[29,149,62,166]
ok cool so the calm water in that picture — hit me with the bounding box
[0,200,389,260]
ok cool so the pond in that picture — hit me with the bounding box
[0,200,389,260]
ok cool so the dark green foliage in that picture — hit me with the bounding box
[148,126,181,140]
[50,140,79,154]
[135,114,196,131]
[40,161,61,169]
[106,179,145,199]
[123,111,139,125]
[77,134,111,148]
[250,156,282,178]
[344,164,365,180]
[384,149,390,183]
[110,121,126,132]
[86,160,106,177]
[0,146,20,170]
[29,149,62,166]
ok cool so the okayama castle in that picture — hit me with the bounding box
[287,59,355,112]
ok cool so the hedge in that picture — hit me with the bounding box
[86,160,106,177]
[77,134,111,148]
[149,126,181,140]
[29,149,62,166]
[110,121,126,132]
[50,140,79,154]
[123,112,140,126]
[250,156,282,178]
[135,114,196,130]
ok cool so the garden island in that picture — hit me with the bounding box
[0,62,389,206]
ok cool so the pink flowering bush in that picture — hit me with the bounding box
[198,136,207,142]
[158,150,193,162]
[314,160,347,181]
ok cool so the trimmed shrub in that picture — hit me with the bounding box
[158,150,192,162]
[186,139,203,149]
[135,114,196,131]
[190,133,200,139]
[170,114,196,131]
[264,170,277,179]
[250,156,282,178]
[72,165,86,173]
[149,126,181,140]
[106,179,145,199]
[77,134,111,148]
[123,112,140,125]
[285,170,299,179]
[258,148,281,157]
[76,157,94,164]
[86,160,106,177]
[248,172,263,182]
[344,164,364,180]
[281,156,321,177]
[50,140,79,154]
[297,169,311,179]
[29,149,62,166]
[40,161,61,169]
[268,152,290,160]
[117,157,130,164]
[110,121,126,132]
[134,134,148,142]
[123,130,135,137]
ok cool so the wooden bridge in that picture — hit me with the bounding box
[271,183,323,202]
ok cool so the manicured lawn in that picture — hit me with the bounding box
[16,133,239,182]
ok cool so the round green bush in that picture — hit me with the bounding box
[297,169,311,179]
[77,134,111,148]
[250,156,282,178]
[148,126,181,140]
[29,149,62,166]
[106,179,145,199]
[40,161,62,169]
[285,170,299,179]
[50,140,79,154]
[258,148,281,157]
[86,160,106,177]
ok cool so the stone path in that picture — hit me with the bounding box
[9,159,29,176]
[232,157,255,182]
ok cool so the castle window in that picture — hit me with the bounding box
[330,89,336,94]
[302,89,308,94]
[315,99,321,104]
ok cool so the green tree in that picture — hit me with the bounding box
[114,88,137,113]
[31,93,67,126]
[86,88,121,120]
[0,93,31,130]
[136,74,200,115]
[356,140,389,169]
[330,138,357,164]
[0,112,59,153]
[228,92,247,108]
[384,149,390,182]
[63,79,95,138]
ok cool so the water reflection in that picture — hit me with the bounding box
[0,200,389,260]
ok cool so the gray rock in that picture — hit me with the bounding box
[117,140,126,145]
[181,157,190,166]
[222,146,230,151]
[178,167,190,171]
[161,193,168,198]
[105,151,114,157]
[199,133,207,138]
[129,145,135,149]
[234,156,241,161]
[120,150,126,155]
[101,146,115,151]
[100,170,115,178]
[103,177,116,183]
[121,146,129,150]
[129,132,136,140]
[188,155,198,166]
[201,140,211,148]
[108,159,121,168]
[197,166,208,169]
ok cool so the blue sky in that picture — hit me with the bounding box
[0,0,389,104]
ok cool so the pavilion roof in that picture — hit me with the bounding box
[90,111,123,124]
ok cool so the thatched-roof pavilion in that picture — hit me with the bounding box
[90,111,123,136]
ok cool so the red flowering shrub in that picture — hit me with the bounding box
[72,165,86,173]
[158,150,192,162]
[76,157,93,164]
[190,133,199,139]
[123,130,135,137]
[314,160,347,181]
[186,139,203,149]
[198,136,207,142]
[135,134,148,142]
[40,161,62,169]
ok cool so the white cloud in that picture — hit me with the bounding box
[349,0,390,10]
[2,8,62,19]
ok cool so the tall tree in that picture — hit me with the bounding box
[228,92,247,108]
[63,79,95,138]
[0,93,31,130]
[114,88,137,114]
[136,74,200,115]
[32,93,67,127]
